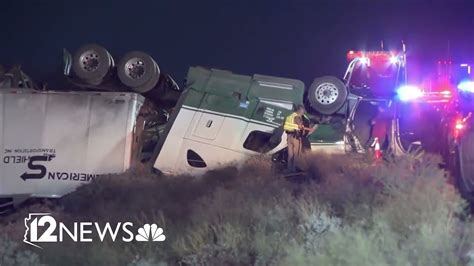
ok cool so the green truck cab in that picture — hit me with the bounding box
[151,67,305,175]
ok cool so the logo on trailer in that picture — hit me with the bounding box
[21,154,55,181]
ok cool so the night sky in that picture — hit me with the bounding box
[2,0,474,88]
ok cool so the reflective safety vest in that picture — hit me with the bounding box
[283,112,300,132]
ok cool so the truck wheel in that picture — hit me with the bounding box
[117,51,160,93]
[72,44,114,84]
[307,76,347,115]
[133,61,160,93]
[456,128,474,201]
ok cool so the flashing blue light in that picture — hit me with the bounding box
[396,85,423,101]
[458,81,474,93]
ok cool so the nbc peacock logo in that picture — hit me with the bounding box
[135,224,166,242]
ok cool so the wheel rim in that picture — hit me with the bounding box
[125,58,146,80]
[315,82,339,105]
[80,51,100,72]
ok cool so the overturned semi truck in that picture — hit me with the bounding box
[0,44,410,212]
[0,44,310,212]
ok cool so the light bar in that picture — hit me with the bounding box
[396,85,423,101]
[347,50,400,63]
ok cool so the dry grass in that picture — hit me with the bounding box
[1,152,473,266]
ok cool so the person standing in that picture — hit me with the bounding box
[369,104,391,149]
[283,105,315,172]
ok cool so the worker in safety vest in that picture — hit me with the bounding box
[284,105,316,172]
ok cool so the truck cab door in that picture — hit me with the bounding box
[192,113,224,140]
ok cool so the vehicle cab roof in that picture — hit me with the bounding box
[185,66,305,106]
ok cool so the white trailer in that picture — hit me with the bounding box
[0,89,144,211]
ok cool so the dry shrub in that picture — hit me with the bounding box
[59,165,241,223]
[0,236,44,266]
[172,176,333,265]
[282,152,473,266]
[376,153,465,237]
[301,152,383,223]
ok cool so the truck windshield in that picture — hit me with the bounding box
[349,62,400,96]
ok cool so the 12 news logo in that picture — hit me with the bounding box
[24,213,165,249]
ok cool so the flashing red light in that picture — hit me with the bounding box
[454,118,466,138]
[455,113,473,137]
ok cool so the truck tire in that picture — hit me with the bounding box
[307,76,347,115]
[457,127,474,201]
[117,51,160,93]
[72,44,114,84]
[133,61,160,93]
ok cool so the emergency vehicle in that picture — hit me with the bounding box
[390,58,474,201]
[441,62,474,201]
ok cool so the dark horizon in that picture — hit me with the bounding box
[2,0,474,87]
